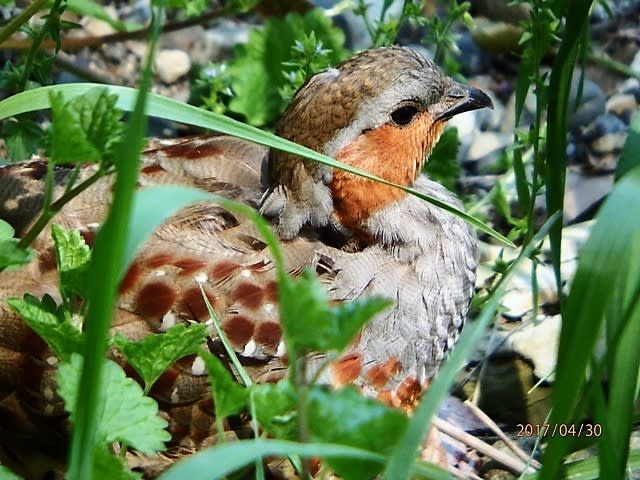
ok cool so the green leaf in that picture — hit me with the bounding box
[200,350,248,418]
[279,270,390,353]
[65,7,163,478]
[542,167,640,479]
[2,116,43,162]
[8,294,82,361]
[0,83,514,247]
[57,354,170,454]
[113,323,208,392]
[124,186,213,274]
[0,464,23,479]
[159,439,382,480]
[158,439,451,480]
[93,446,142,480]
[252,380,299,440]
[51,224,91,297]
[616,111,640,181]
[66,0,141,32]
[48,87,124,164]
[0,219,14,240]
[308,386,408,480]
[0,239,33,269]
[424,127,461,190]
[0,220,33,269]
[228,9,347,125]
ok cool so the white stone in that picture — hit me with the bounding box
[154,49,191,84]
[83,6,118,37]
[506,315,561,381]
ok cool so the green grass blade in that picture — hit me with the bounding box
[157,439,452,480]
[65,6,163,479]
[540,166,640,479]
[522,448,640,479]
[616,111,640,181]
[544,0,593,294]
[0,83,513,247]
[383,212,561,480]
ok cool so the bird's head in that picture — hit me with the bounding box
[262,46,493,238]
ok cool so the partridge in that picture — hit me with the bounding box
[0,46,492,474]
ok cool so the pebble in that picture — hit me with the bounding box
[606,92,638,123]
[630,49,640,75]
[82,5,118,37]
[567,78,606,132]
[564,170,615,222]
[454,30,489,76]
[154,49,192,84]
[505,315,561,381]
[466,131,513,170]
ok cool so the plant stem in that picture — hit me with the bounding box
[17,0,63,92]
[588,51,640,80]
[0,0,49,44]
[16,168,110,249]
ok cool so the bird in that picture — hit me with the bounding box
[0,46,492,477]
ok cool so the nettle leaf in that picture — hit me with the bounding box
[200,350,247,418]
[113,323,207,392]
[280,270,390,353]
[307,386,408,480]
[57,354,170,453]
[252,380,298,440]
[48,87,124,164]
[94,445,142,480]
[51,224,91,297]
[8,294,82,361]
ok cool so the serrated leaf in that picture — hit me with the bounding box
[200,350,248,418]
[8,294,82,361]
[307,386,408,480]
[280,270,390,353]
[0,239,33,269]
[51,224,91,297]
[48,87,123,164]
[93,446,142,480]
[252,380,298,440]
[113,323,207,392]
[57,354,170,453]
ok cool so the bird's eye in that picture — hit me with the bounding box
[391,105,419,126]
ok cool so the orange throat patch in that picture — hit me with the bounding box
[329,113,446,232]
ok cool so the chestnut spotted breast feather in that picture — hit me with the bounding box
[0,47,492,462]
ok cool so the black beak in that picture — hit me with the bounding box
[436,86,493,122]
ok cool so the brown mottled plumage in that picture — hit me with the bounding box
[0,46,492,478]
